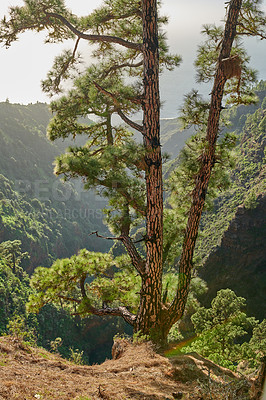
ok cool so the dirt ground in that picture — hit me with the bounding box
[0,336,258,400]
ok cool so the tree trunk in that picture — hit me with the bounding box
[135,0,164,339]
[167,0,243,329]
[135,0,243,344]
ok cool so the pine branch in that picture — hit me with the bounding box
[237,22,266,39]
[94,177,146,216]
[100,60,143,80]
[93,82,119,106]
[71,305,136,325]
[89,231,145,276]
[50,37,80,92]
[117,109,144,133]
[119,234,146,276]
[58,295,81,303]
[119,189,146,216]
[89,231,121,241]
[91,305,136,325]
[45,12,142,51]
[93,82,144,133]
[237,9,266,39]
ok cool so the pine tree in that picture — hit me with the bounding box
[1,0,265,344]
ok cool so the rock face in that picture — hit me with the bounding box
[200,194,266,320]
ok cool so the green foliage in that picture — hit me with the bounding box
[163,127,236,268]
[167,325,184,344]
[244,190,259,209]
[7,315,27,341]
[195,87,266,264]
[166,277,208,344]
[0,102,109,271]
[0,0,181,237]
[181,289,260,371]
[46,64,148,233]
[239,319,266,370]
[0,239,28,276]
[0,255,30,334]
[0,0,75,47]
[194,23,258,106]
[68,347,84,365]
[76,397,91,400]
[237,0,266,40]
[28,250,141,315]
[0,0,265,351]
[166,6,265,274]
[50,336,63,353]
[0,244,130,364]
[163,57,263,271]
[132,330,150,344]
[7,314,37,345]
[249,319,266,356]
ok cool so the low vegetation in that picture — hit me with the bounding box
[0,335,262,400]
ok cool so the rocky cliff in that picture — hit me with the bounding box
[200,194,266,320]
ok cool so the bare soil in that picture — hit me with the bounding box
[0,336,256,400]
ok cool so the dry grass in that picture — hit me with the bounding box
[0,336,253,400]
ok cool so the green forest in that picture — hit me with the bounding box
[0,81,265,367]
[0,102,110,273]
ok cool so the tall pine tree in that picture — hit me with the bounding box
[1,0,264,343]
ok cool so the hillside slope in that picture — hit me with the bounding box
[0,336,257,400]
[196,84,266,319]
[199,196,266,320]
[0,102,109,272]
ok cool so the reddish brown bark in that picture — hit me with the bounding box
[135,0,164,336]
[44,12,142,51]
[89,0,244,343]
[166,0,243,332]
[6,0,245,343]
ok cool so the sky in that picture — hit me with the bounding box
[0,0,265,117]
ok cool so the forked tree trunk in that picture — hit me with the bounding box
[44,0,244,345]
[135,0,243,344]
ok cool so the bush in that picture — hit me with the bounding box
[69,348,84,365]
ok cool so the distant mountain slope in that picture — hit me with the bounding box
[197,85,266,262]
[196,83,266,319]
[160,118,194,159]
[0,102,56,182]
[0,101,91,183]
[0,102,109,272]
[199,196,266,320]
[0,174,107,273]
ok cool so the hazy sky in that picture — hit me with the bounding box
[0,0,265,117]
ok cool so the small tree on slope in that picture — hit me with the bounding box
[0,0,264,344]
